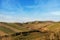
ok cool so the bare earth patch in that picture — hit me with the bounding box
[0,30,7,36]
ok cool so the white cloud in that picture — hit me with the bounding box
[0,14,35,23]
[0,13,60,23]
[1,0,60,23]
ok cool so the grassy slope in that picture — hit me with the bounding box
[5,23,30,32]
[47,23,60,32]
[0,30,7,36]
[0,22,60,34]
[0,22,60,40]
[0,26,15,34]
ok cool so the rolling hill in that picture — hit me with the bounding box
[0,21,60,40]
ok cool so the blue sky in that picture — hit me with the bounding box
[0,0,60,22]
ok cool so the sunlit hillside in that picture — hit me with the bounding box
[0,21,60,40]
